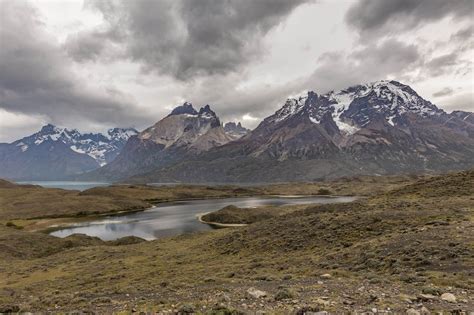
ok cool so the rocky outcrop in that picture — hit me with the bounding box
[86,103,236,180]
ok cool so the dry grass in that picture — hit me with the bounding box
[0,175,417,222]
[201,204,312,225]
[0,172,472,313]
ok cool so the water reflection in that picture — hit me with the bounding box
[50,196,357,241]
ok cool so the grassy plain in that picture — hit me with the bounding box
[0,172,472,313]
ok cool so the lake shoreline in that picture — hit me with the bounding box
[197,212,249,227]
[45,194,355,240]
[27,193,340,234]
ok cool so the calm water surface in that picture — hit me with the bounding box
[16,181,110,191]
[18,181,188,191]
[50,196,357,241]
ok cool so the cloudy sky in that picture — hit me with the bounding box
[0,0,472,142]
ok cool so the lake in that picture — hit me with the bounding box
[49,195,357,241]
[17,181,197,191]
[16,181,110,191]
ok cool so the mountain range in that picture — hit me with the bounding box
[87,103,250,180]
[0,125,137,180]
[1,80,473,182]
[96,80,473,183]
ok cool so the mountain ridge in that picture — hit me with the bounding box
[0,125,138,180]
[85,103,244,180]
[120,80,473,183]
[2,80,473,182]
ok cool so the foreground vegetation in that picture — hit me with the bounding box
[0,172,472,313]
[0,175,415,229]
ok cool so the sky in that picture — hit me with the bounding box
[0,0,473,142]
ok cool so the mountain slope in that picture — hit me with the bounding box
[86,103,236,180]
[0,125,137,180]
[129,80,474,183]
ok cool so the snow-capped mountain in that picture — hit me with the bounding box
[86,103,236,180]
[4,80,473,183]
[266,80,443,135]
[125,80,474,183]
[0,125,137,180]
[12,124,138,166]
[70,128,138,166]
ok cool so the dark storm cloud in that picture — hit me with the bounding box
[451,27,473,42]
[304,38,421,93]
[433,87,455,98]
[0,1,148,131]
[66,0,309,80]
[65,29,112,62]
[424,52,461,77]
[449,26,474,54]
[346,0,473,36]
[183,38,422,127]
[182,73,301,126]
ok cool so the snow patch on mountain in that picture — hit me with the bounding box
[333,116,360,135]
[270,80,443,134]
[271,96,307,123]
[16,142,28,152]
[12,124,138,166]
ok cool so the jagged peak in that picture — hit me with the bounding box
[327,80,424,102]
[107,127,138,141]
[267,91,320,123]
[108,127,135,132]
[265,80,445,133]
[38,124,83,137]
[39,123,62,134]
[198,104,217,119]
[168,102,198,116]
[224,121,250,138]
[19,124,135,167]
[224,121,249,131]
[286,90,312,101]
[107,127,138,134]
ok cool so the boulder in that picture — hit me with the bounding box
[440,293,456,303]
[406,309,420,315]
[247,288,267,299]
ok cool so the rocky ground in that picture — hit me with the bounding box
[0,171,472,313]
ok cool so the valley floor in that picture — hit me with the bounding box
[0,172,472,313]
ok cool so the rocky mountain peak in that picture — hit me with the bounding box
[107,128,139,141]
[139,103,225,147]
[168,102,198,116]
[197,105,221,128]
[198,104,217,118]
[39,123,59,133]
[224,121,250,139]
[81,80,473,183]
[451,110,473,123]
[266,91,313,124]
[10,124,137,167]
[265,80,445,135]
